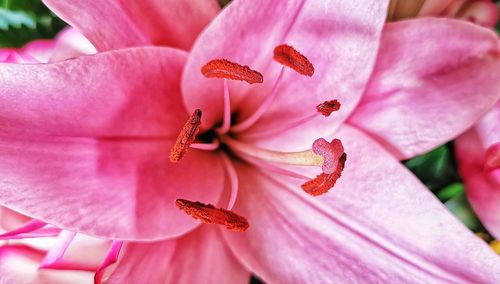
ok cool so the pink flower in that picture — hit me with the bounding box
[1,0,500,282]
[388,0,499,27]
[456,103,500,239]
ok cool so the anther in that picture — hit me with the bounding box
[201,59,263,84]
[301,153,347,196]
[169,109,202,163]
[273,44,314,76]
[175,199,249,232]
[316,100,341,117]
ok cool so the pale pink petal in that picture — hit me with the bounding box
[0,207,31,230]
[22,40,55,63]
[183,0,389,150]
[223,126,500,283]
[42,0,220,51]
[0,220,46,239]
[95,241,123,284]
[0,245,93,283]
[0,49,37,63]
[456,129,500,239]
[0,47,225,240]
[348,18,500,160]
[457,1,499,27]
[49,27,97,62]
[39,231,76,269]
[475,101,500,152]
[107,226,249,283]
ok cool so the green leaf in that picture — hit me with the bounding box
[0,0,66,47]
[445,191,482,231]
[404,144,460,192]
[437,182,464,202]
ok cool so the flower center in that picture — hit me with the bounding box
[170,44,346,232]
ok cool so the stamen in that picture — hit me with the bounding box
[301,153,347,196]
[273,44,314,76]
[169,109,202,163]
[190,140,220,151]
[221,154,239,210]
[218,78,232,134]
[201,59,263,84]
[176,199,249,232]
[316,100,341,117]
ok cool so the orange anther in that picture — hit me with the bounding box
[169,109,202,163]
[176,199,249,232]
[201,59,263,84]
[273,44,314,76]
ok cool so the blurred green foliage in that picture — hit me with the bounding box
[404,144,461,193]
[0,0,65,47]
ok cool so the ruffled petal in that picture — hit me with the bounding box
[0,47,225,240]
[223,126,500,283]
[348,18,500,160]
[182,0,389,149]
[107,226,249,283]
[42,0,220,51]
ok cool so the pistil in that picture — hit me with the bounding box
[223,136,324,167]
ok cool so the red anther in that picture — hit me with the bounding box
[169,109,202,163]
[316,100,341,117]
[273,44,314,76]
[201,59,263,84]
[301,153,347,196]
[175,199,249,232]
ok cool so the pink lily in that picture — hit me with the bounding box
[456,103,500,239]
[1,0,500,282]
[0,28,119,283]
[388,0,499,27]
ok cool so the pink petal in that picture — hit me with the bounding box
[0,220,46,239]
[42,0,220,51]
[348,18,500,160]
[22,40,56,63]
[94,241,123,284]
[107,226,249,283]
[456,129,500,239]
[39,231,77,269]
[182,0,389,150]
[49,27,97,62]
[0,47,225,240]
[476,101,500,153]
[457,1,500,28]
[223,125,500,283]
[0,245,94,283]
